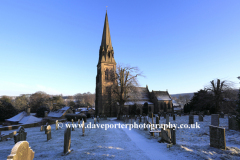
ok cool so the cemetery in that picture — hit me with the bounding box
[0,114,240,159]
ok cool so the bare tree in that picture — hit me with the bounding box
[111,64,144,117]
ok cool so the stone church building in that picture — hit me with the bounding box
[95,11,173,116]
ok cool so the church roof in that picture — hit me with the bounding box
[152,91,172,101]
[101,11,112,50]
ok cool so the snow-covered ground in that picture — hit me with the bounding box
[0,115,240,159]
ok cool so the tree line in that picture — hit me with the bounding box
[0,91,95,121]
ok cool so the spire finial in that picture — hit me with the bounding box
[106,6,108,11]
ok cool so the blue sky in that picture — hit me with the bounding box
[0,0,240,96]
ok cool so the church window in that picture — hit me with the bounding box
[105,68,109,80]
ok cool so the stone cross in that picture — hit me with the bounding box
[166,114,169,124]
[56,120,58,130]
[46,125,51,141]
[189,115,194,124]
[71,119,74,131]
[63,127,72,155]
[7,141,35,160]
[14,126,27,144]
[209,125,226,150]
[82,120,85,136]
[199,115,203,121]
[211,114,219,126]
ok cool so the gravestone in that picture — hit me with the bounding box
[44,122,48,132]
[173,114,176,121]
[7,141,34,160]
[97,116,99,123]
[44,111,48,117]
[63,127,72,155]
[71,119,74,131]
[164,112,166,119]
[161,128,171,143]
[78,119,80,128]
[220,112,224,118]
[228,115,240,131]
[189,115,194,124]
[156,117,159,125]
[211,114,219,126]
[209,125,226,150]
[94,118,96,124]
[56,120,58,130]
[40,125,44,131]
[14,126,27,144]
[199,115,203,121]
[46,125,51,141]
[82,121,85,136]
[166,114,169,124]
[207,110,210,115]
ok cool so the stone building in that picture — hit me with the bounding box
[150,90,173,113]
[95,12,173,116]
[95,11,117,117]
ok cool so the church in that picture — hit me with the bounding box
[95,11,173,116]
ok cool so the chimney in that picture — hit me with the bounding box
[27,107,30,116]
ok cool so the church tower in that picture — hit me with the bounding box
[95,11,116,116]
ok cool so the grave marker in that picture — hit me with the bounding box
[78,119,80,128]
[40,125,44,131]
[211,114,219,126]
[7,141,34,160]
[199,115,203,121]
[209,125,226,150]
[46,125,51,141]
[56,120,58,130]
[166,114,169,124]
[228,115,240,131]
[173,114,176,121]
[71,119,74,131]
[14,126,27,144]
[82,121,85,136]
[63,127,72,155]
[189,115,194,124]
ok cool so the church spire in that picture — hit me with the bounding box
[101,10,112,50]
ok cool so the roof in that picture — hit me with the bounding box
[6,111,27,122]
[6,111,42,124]
[152,91,172,101]
[18,116,42,124]
[127,87,150,101]
[123,101,153,106]
[101,11,112,50]
[48,106,71,118]
[172,100,180,107]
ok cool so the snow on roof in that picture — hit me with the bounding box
[6,111,27,122]
[18,116,42,124]
[48,106,71,118]
[59,106,70,111]
[124,101,153,106]
[152,91,172,101]
[172,100,180,106]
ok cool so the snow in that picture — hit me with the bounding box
[6,111,27,122]
[124,101,153,105]
[48,107,70,118]
[0,115,240,159]
[157,95,171,101]
[18,116,42,124]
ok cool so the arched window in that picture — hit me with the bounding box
[105,68,109,80]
